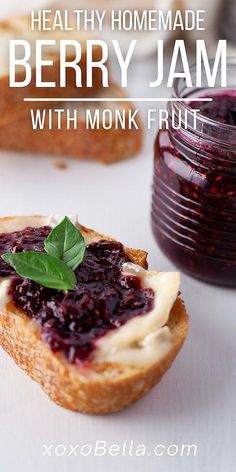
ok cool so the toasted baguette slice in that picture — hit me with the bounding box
[0,216,188,414]
[0,85,143,164]
[0,15,105,127]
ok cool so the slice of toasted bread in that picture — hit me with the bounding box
[0,216,188,414]
[0,15,106,127]
[0,84,143,163]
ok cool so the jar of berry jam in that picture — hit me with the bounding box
[152,61,236,287]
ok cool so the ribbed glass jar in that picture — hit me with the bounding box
[151,60,236,286]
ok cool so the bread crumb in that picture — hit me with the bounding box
[54,161,67,170]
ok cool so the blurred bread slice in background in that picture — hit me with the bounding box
[0,84,143,164]
[0,15,106,127]
[0,0,49,20]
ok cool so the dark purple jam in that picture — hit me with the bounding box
[0,226,52,276]
[189,93,236,126]
[0,227,154,364]
[152,92,236,286]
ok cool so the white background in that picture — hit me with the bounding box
[0,2,235,472]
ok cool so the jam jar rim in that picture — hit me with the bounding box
[171,58,236,146]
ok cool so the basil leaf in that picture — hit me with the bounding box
[2,252,76,291]
[44,216,85,270]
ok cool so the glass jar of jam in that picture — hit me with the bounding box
[152,60,236,287]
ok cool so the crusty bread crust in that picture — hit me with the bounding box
[0,85,143,164]
[0,217,188,414]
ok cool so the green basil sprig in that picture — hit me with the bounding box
[44,216,85,270]
[1,217,85,291]
[2,252,76,291]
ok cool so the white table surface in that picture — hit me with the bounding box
[0,3,236,472]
